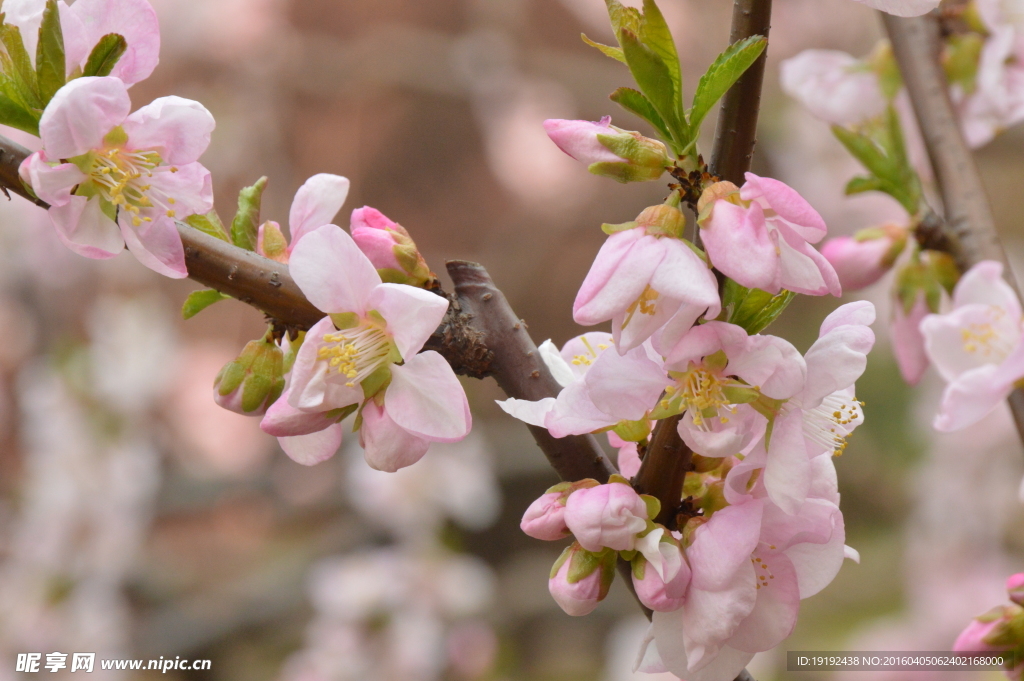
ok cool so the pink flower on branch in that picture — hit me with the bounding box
[544,116,670,183]
[20,76,214,278]
[256,173,350,263]
[350,206,434,287]
[260,225,471,470]
[698,174,841,297]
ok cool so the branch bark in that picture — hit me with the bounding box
[883,13,1024,446]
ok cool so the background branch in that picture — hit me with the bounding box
[882,13,1024,446]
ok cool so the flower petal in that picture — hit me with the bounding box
[573,229,659,326]
[496,397,556,428]
[540,339,576,387]
[20,153,84,207]
[953,260,1022,319]
[279,424,344,466]
[360,400,431,472]
[290,224,381,314]
[728,334,806,400]
[68,0,161,85]
[261,389,337,437]
[40,76,130,159]
[367,283,448,359]
[144,161,214,215]
[742,172,827,242]
[800,323,875,408]
[933,363,1016,431]
[288,317,363,411]
[701,200,777,292]
[48,194,124,258]
[681,562,758,669]
[773,224,841,296]
[119,214,186,278]
[123,96,215,165]
[385,351,471,442]
[584,343,667,421]
[764,410,811,514]
[727,550,800,653]
[689,499,763,591]
[545,381,618,437]
[287,173,350,246]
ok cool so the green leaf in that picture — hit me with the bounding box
[609,87,672,140]
[581,33,625,63]
[35,0,66,105]
[230,176,268,251]
[723,279,796,334]
[831,109,921,214]
[0,24,41,108]
[690,36,767,135]
[604,0,642,36]
[185,210,230,241]
[619,28,686,147]
[182,289,231,319]
[0,90,39,135]
[82,33,127,78]
[638,0,681,120]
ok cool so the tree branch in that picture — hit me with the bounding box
[883,13,1024,446]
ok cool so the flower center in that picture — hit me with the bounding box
[666,365,735,427]
[961,308,1015,360]
[89,148,181,227]
[571,336,609,367]
[800,393,863,456]
[318,323,393,388]
[621,285,660,328]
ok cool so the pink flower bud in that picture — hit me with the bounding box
[1008,573,1024,605]
[953,614,1005,652]
[257,220,289,263]
[543,116,626,165]
[564,482,648,552]
[543,117,668,183]
[632,548,691,612]
[521,492,570,541]
[213,336,286,416]
[350,206,433,286]
[548,542,615,616]
[821,229,904,291]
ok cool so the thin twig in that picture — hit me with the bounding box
[883,13,1024,446]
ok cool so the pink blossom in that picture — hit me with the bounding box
[780,50,886,126]
[259,225,470,470]
[350,206,433,286]
[544,117,627,165]
[632,535,691,612]
[4,0,160,85]
[548,542,615,616]
[543,116,669,182]
[520,479,600,541]
[920,261,1024,431]
[256,174,350,262]
[563,482,649,552]
[574,206,720,352]
[20,77,214,278]
[891,289,932,385]
[821,226,906,291]
[850,0,941,16]
[698,174,841,297]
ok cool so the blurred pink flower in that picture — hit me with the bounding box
[891,289,932,385]
[821,225,906,291]
[851,0,940,16]
[780,50,886,126]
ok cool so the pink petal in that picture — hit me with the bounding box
[700,200,777,292]
[727,550,800,653]
[350,225,401,270]
[119,214,187,278]
[953,260,1022,319]
[545,381,619,437]
[780,502,847,598]
[689,500,764,591]
[933,363,1016,431]
[48,194,124,258]
[123,96,215,165]
[617,442,642,478]
[279,424,344,466]
[678,408,760,458]
[649,238,720,305]
[681,563,758,668]
[664,321,749,370]
[496,397,556,428]
[800,323,875,409]
[651,609,755,681]
[613,293,681,354]
[287,317,364,411]
[289,225,381,314]
[20,153,85,207]
[821,236,893,291]
[288,174,350,246]
[144,162,214,216]
[780,50,886,126]
[573,229,660,326]
[891,294,931,385]
[584,343,667,421]
[741,173,827,242]
[820,300,877,335]
[40,76,130,159]
[921,304,1019,381]
[764,410,811,514]
[261,390,338,437]
[360,400,430,472]
[68,0,161,85]
[728,334,806,400]
[543,117,624,165]
[385,351,471,442]
[558,332,614,381]
[367,283,448,359]
[773,224,841,296]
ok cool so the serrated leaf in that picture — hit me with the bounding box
[723,279,796,334]
[0,90,39,135]
[182,289,231,319]
[35,0,66,105]
[0,24,40,109]
[619,28,686,147]
[690,36,767,136]
[638,0,681,120]
[230,176,267,251]
[185,210,229,241]
[581,33,625,63]
[609,86,672,140]
[82,33,127,78]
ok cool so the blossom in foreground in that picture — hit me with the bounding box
[575,201,721,353]
[920,261,1024,431]
[780,50,886,126]
[851,0,941,16]
[20,76,214,278]
[698,175,841,297]
[953,572,1024,680]
[260,225,470,469]
[256,173,350,262]
[3,0,160,85]
[544,116,669,183]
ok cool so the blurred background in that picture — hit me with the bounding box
[0,0,1022,679]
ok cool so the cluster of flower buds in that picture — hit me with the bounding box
[953,573,1024,679]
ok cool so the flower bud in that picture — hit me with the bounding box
[257,220,289,263]
[350,207,434,287]
[214,333,286,416]
[521,479,600,541]
[543,116,669,183]
[1009,574,1024,606]
[564,481,649,552]
[954,604,1024,664]
[548,542,616,616]
[631,545,691,612]
[636,204,686,239]
[821,224,907,291]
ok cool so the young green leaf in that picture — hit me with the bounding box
[230,176,268,251]
[0,90,39,135]
[619,28,686,147]
[609,87,672,141]
[723,279,796,334]
[182,289,231,319]
[581,34,625,63]
[185,210,230,242]
[82,33,128,78]
[35,0,66,104]
[638,0,681,119]
[603,0,642,36]
[0,24,41,108]
[689,36,767,135]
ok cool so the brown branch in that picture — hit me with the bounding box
[883,13,1024,446]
